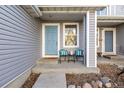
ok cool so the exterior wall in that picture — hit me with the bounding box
[86,11,96,67]
[115,5,124,16]
[97,27,103,52]
[116,24,124,54]
[40,21,84,57]
[5,67,32,88]
[97,5,124,16]
[0,5,40,87]
[111,5,115,15]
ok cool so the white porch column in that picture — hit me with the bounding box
[86,11,97,67]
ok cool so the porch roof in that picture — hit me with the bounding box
[22,5,106,18]
[97,16,124,26]
[38,5,106,13]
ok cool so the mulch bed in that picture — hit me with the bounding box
[21,73,40,88]
[66,64,124,88]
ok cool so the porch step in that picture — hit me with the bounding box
[37,58,58,64]
[103,55,124,60]
[32,63,100,74]
[111,55,124,60]
[33,72,66,88]
[103,55,111,59]
[99,55,124,68]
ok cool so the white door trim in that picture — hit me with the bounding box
[102,28,116,55]
[42,23,60,58]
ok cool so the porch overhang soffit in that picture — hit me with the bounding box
[97,16,124,26]
[38,5,106,14]
[21,5,106,18]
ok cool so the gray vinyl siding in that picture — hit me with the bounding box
[60,23,63,49]
[115,5,124,16]
[0,5,40,87]
[79,22,84,49]
[116,24,124,54]
[88,11,96,67]
[98,5,124,16]
[110,5,124,16]
[97,27,102,52]
[111,5,116,15]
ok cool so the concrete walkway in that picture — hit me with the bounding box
[33,72,66,88]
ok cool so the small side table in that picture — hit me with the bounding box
[68,54,75,63]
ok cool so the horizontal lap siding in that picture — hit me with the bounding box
[89,11,96,67]
[0,5,40,87]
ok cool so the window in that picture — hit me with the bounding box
[63,23,79,47]
[97,7,109,16]
[97,10,100,16]
[100,8,107,15]
[97,28,99,47]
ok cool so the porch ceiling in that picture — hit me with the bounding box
[39,6,105,21]
[40,13,85,21]
[97,16,124,27]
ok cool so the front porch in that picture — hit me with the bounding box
[98,55,124,68]
[97,16,124,56]
[39,6,100,68]
[32,58,99,73]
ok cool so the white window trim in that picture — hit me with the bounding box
[97,27,100,48]
[102,28,116,55]
[63,23,79,48]
[42,23,60,58]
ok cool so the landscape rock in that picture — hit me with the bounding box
[83,83,92,88]
[91,81,98,88]
[105,83,112,88]
[68,85,75,88]
[101,77,111,84]
[96,80,103,88]
[114,83,118,87]
[66,64,124,88]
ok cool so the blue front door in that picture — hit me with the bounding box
[105,31,113,52]
[45,26,58,55]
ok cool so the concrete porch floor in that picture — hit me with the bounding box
[32,58,99,74]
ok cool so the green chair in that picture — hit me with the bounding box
[75,49,84,62]
[58,49,68,63]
